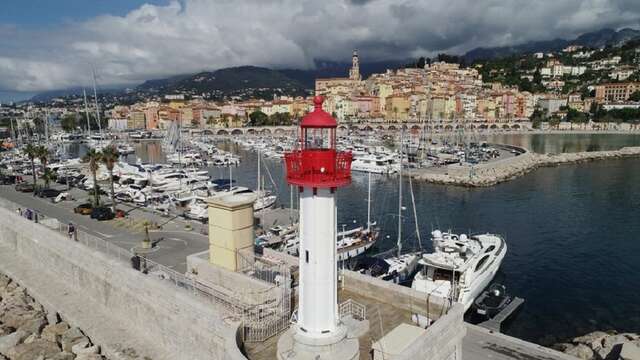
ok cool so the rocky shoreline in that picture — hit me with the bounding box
[412,146,640,187]
[554,331,640,360]
[0,273,111,360]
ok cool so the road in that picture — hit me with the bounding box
[0,184,208,273]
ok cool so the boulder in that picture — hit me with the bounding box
[45,311,60,326]
[621,342,640,360]
[60,327,88,352]
[573,331,609,348]
[41,322,70,343]
[23,333,39,344]
[18,317,47,335]
[0,330,29,355]
[70,339,90,354]
[565,343,594,360]
[48,352,75,360]
[75,355,105,360]
[7,339,61,360]
[72,343,99,356]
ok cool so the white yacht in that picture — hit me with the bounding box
[411,230,507,316]
[351,153,398,174]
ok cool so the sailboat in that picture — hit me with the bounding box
[353,129,420,284]
[253,149,277,212]
[279,168,378,261]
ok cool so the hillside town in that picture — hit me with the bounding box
[2,44,640,137]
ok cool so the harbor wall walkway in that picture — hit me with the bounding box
[0,204,247,360]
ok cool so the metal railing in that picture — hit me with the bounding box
[339,299,367,321]
[0,196,292,343]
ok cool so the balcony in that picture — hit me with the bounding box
[284,149,352,188]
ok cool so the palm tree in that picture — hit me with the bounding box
[41,168,55,189]
[36,146,49,188]
[82,148,102,207]
[23,144,38,188]
[101,145,119,213]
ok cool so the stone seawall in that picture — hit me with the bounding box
[0,272,113,360]
[0,205,247,360]
[412,147,640,187]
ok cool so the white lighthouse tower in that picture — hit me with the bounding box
[277,96,359,360]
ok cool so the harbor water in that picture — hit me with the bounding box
[70,133,640,345]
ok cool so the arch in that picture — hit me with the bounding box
[338,125,348,131]
[364,125,373,131]
[376,125,385,130]
[512,124,521,129]
[260,128,272,134]
[246,128,256,135]
[231,129,243,135]
[490,124,498,129]
[502,124,510,130]
[217,129,229,135]
[445,125,453,130]
[274,128,285,134]
[401,124,409,130]
[479,124,488,129]
[455,125,463,129]
[387,125,397,131]
[202,129,214,135]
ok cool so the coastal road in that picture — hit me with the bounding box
[0,185,208,273]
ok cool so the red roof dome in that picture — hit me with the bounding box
[300,96,337,128]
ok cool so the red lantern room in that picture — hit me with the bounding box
[284,96,352,188]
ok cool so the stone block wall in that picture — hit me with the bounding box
[0,206,247,360]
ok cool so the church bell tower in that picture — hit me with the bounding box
[349,50,361,81]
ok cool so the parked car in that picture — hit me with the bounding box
[0,175,17,184]
[14,182,35,192]
[36,188,62,198]
[73,203,94,215]
[90,207,114,221]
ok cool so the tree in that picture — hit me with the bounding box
[101,146,119,213]
[36,146,50,188]
[82,148,102,207]
[206,116,216,127]
[629,91,640,102]
[249,111,269,126]
[60,114,77,132]
[549,115,561,129]
[40,169,55,189]
[566,108,588,124]
[416,57,426,69]
[23,144,38,188]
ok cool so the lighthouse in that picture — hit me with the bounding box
[277,96,359,360]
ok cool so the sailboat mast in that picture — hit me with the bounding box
[397,129,403,257]
[91,67,102,137]
[367,170,371,232]
[257,149,261,192]
[44,109,49,142]
[83,89,91,139]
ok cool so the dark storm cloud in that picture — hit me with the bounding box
[1,0,639,91]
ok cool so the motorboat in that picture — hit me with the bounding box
[411,230,507,316]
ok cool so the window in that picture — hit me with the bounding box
[305,250,309,263]
[484,245,496,253]
[475,255,490,272]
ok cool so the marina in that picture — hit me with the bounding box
[1,130,640,348]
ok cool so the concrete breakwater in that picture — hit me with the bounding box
[0,272,112,360]
[412,146,640,187]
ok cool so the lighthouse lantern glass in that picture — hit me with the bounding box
[303,127,335,150]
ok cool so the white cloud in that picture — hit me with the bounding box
[1,0,639,92]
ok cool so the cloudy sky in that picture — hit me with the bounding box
[1,0,640,98]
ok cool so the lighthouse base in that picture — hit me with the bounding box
[276,326,359,360]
